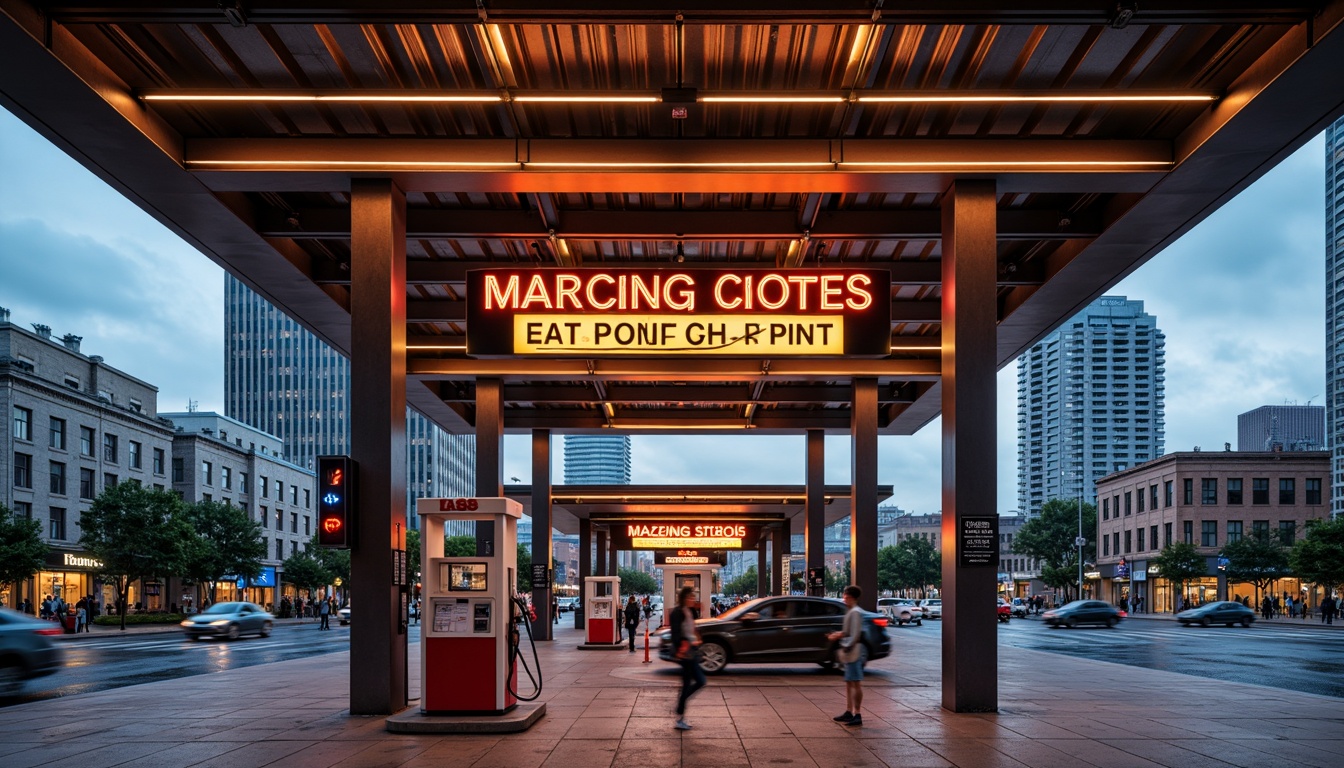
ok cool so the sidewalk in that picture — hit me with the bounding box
[3,623,1342,767]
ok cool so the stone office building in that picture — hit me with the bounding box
[1095,450,1330,612]
[1,309,175,613]
[160,411,316,610]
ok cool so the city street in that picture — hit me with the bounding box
[2,621,375,708]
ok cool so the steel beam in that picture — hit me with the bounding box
[475,378,504,556]
[850,379,878,611]
[407,357,942,380]
[806,430,825,597]
[530,430,553,641]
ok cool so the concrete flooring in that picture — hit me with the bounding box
[3,623,1342,767]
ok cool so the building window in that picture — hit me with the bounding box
[1226,521,1243,544]
[1279,521,1296,545]
[1252,520,1270,539]
[103,434,118,463]
[80,468,95,500]
[304,489,311,508]
[13,406,32,441]
[49,461,66,495]
[1138,527,1146,551]
[104,473,118,488]
[1227,478,1243,505]
[202,461,213,486]
[1112,531,1119,556]
[153,448,165,475]
[276,507,283,528]
[1164,522,1173,547]
[14,452,32,488]
[290,485,298,505]
[260,476,269,498]
[1183,520,1193,545]
[241,472,249,494]
[260,506,269,528]
[276,539,284,560]
[303,515,311,536]
[81,426,95,457]
[289,512,297,533]
[49,417,66,450]
[1137,491,1145,513]
[275,479,282,499]
[1201,479,1217,505]
[172,458,184,483]
[129,441,142,469]
[222,466,232,490]
[1102,498,1109,520]
[1201,521,1217,547]
[1252,478,1269,504]
[14,501,32,520]
[129,398,142,413]
[291,540,298,556]
[1124,530,1132,554]
[1164,480,1173,507]
[1182,479,1193,505]
[1124,492,1132,515]
[202,493,212,502]
[1103,536,1110,556]
[1278,478,1295,505]
[1306,478,1322,505]
[1150,485,1158,510]
[1150,525,1158,551]
[49,508,66,540]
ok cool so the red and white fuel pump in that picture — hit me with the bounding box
[416,497,541,715]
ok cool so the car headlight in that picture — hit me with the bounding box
[180,621,192,627]
[209,619,230,626]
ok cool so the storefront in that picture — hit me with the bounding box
[37,549,103,612]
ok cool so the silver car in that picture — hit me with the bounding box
[918,599,942,619]
[181,602,274,640]
[0,607,63,696]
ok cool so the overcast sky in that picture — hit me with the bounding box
[1,107,1326,515]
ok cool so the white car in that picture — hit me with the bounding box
[338,606,350,625]
[877,598,923,626]
[918,599,942,619]
[556,597,579,613]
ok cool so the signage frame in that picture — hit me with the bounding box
[958,516,999,567]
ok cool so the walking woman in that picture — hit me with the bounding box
[670,586,706,731]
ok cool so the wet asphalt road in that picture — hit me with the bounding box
[897,615,1344,699]
[2,621,381,708]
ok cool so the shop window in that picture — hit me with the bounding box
[1227,478,1243,505]
[1252,478,1269,504]
[1201,479,1217,505]
[1278,478,1295,505]
[14,452,32,488]
[1201,521,1217,547]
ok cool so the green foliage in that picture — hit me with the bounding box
[517,544,532,592]
[1221,533,1290,603]
[444,535,478,557]
[406,529,421,584]
[724,565,759,596]
[181,500,265,603]
[282,550,334,592]
[309,535,350,583]
[79,483,192,629]
[1291,517,1344,591]
[618,567,658,595]
[1013,499,1096,601]
[92,613,184,626]
[0,503,48,587]
[825,561,852,596]
[1153,542,1208,601]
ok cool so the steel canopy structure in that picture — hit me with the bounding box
[5,1,1344,716]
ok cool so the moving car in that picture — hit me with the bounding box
[877,598,923,626]
[0,607,63,697]
[1010,598,1030,618]
[556,597,579,613]
[1176,600,1256,627]
[338,605,351,625]
[918,599,942,619]
[1042,600,1122,628]
[655,595,891,674]
[181,601,275,640]
[997,600,1012,623]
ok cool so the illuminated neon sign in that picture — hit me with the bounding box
[466,268,890,357]
[614,522,757,550]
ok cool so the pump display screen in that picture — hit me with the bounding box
[443,562,488,592]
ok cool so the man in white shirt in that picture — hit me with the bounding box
[827,585,865,726]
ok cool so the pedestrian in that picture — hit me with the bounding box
[75,597,87,633]
[828,585,866,727]
[318,596,331,630]
[670,585,705,731]
[1261,595,1273,620]
[624,595,641,652]
[642,595,652,623]
[1323,593,1337,625]
[296,596,305,622]
[551,595,559,625]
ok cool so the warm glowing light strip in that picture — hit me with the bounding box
[700,95,845,104]
[858,93,1217,103]
[525,161,835,169]
[840,160,1170,168]
[141,92,502,103]
[633,537,743,549]
[514,95,659,103]
[189,159,1165,171]
[406,343,467,350]
[186,160,520,168]
[606,422,756,430]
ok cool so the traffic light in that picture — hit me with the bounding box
[316,455,356,548]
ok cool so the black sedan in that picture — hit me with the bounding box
[1042,600,1122,628]
[655,596,890,674]
[1177,601,1256,627]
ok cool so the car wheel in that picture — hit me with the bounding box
[1065,617,1077,628]
[1106,617,1118,628]
[226,623,241,641]
[0,662,26,698]
[260,621,273,638]
[1241,617,1252,627]
[698,642,729,674]
[1200,617,1211,628]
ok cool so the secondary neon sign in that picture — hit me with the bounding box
[466,268,890,357]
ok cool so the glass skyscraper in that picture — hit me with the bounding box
[225,276,474,526]
[1327,116,1344,518]
[1017,295,1166,516]
[562,435,631,484]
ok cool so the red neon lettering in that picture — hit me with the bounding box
[323,517,342,534]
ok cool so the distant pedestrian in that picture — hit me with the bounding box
[642,596,652,622]
[552,596,559,625]
[318,597,331,630]
[1323,594,1337,625]
[828,585,867,727]
[75,598,87,633]
[624,595,641,652]
[670,586,705,731]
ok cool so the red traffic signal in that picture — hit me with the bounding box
[316,456,356,548]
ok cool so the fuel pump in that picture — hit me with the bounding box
[416,497,542,714]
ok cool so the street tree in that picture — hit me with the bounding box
[79,483,192,629]
[309,535,350,585]
[1291,517,1344,593]
[877,546,902,592]
[1013,498,1097,602]
[445,535,477,557]
[1221,533,1290,605]
[825,561,852,596]
[517,544,531,592]
[895,537,941,595]
[181,500,265,604]
[1152,542,1207,608]
[282,550,334,596]
[618,567,658,596]
[0,503,48,598]
[406,529,421,585]
[724,565,758,596]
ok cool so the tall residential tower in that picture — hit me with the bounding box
[1327,116,1344,517]
[562,435,632,484]
[1017,296,1166,516]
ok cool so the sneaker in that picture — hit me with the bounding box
[844,715,863,727]
[832,711,854,722]
[674,719,692,731]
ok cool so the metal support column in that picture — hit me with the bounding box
[756,538,769,597]
[577,518,591,629]
[348,178,407,716]
[596,530,608,576]
[851,378,878,611]
[608,537,618,581]
[940,179,998,713]
[530,429,553,640]
[806,430,825,597]
[771,525,787,596]
[475,378,503,556]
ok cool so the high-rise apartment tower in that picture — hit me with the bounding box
[562,435,631,484]
[1326,116,1344,517]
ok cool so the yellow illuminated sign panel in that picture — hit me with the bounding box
[514,314,843,356]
